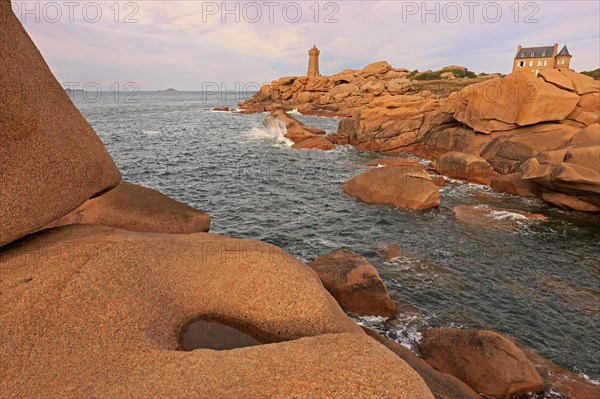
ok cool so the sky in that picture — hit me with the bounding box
[13,0,600,91]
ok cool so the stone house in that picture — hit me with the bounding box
[513,43,572,75]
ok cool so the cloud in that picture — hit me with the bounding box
[17,1,600,90]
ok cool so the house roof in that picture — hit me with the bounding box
[557,45,572,57]
[515,46,554,59]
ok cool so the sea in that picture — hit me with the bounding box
[71,90,600,394]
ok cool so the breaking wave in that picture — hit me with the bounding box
[245,120,293,147]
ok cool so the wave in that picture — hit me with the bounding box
[142,130,161,135]
[288,109,301,115]
[245,120,293,147]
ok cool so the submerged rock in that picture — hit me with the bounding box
[43,182,211,233]
[520,345,600,399]
[0,4,121,246]
[419,328,545,398]
[343,167,441,210]
[538,274,600,314]
[0,225,434,398]
[381,244,404,260]
[453,204,547,229]
[308,249,398,318]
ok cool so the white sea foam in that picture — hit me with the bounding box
[287,109,301,115]
[355,315,388,324]
[579,371,600,385]
[245,120,293,147]
[246,127,273,140]
[354,315,425,350]
[142,130,160,135]
[488,210,529,221]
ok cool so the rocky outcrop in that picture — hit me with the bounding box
[240,61,486,117]
[307,249,398,318]
[0,225,434,398]
[343,167,441,210]
[452,72,580,134]
[43,182,211,233]
[0,4,121,246]
[363,328,482,399]
[519,136,600,211]
[416,72,599,211]
[430,151,497,185]
[338,70,599,211]
[292,136,335,151]
[240,62,408,117]
[335,92,441,152]
[244,57,600,211]
[263,110,334,150]
[419,329,545,398]
[490,172,542,197]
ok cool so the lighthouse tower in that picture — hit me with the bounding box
[307,46,320,77]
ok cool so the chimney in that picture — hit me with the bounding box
[553,43,558,56]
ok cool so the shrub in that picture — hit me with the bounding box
[581,68,600,80]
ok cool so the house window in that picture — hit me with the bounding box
[538,60,547,67]
[541,52,546,56]
[557,59,564,65]
[518,61,525,67]
[529,61,534,67]
[520,52,525,57]
[531,52,535,57]
[535,70,540,76]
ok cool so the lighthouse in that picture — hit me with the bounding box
[307,46,320,77]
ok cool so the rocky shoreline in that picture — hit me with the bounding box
[1,2,599,398]
[240,62,600,213]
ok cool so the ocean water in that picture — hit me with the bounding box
[72,91,600,385]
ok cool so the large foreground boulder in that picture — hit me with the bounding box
[43,182,211,233]
[419,329,545,398]
[0,225,433,398]
[308,249,398,318]
[343,167,441,210]
[0,3,121,246]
